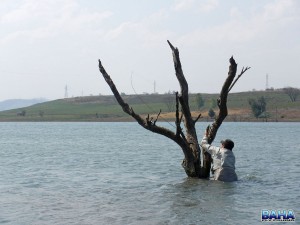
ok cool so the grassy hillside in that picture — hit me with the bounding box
[0,90,299,122]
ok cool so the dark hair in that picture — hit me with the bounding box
[221,139,234,150]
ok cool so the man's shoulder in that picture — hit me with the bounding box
[222,148,234,154]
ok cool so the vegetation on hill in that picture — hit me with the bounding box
[0,90,299,122]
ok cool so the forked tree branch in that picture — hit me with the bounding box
[153,109,161,125]
[168,40,201,177]
[201,57,250,177]
[167,40,191,122]
[207,57,238,143]
[98,59,193,160]
[228,66,251,93]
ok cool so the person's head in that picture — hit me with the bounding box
[221,139,234,150]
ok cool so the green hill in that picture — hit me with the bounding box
[0,90,299,122]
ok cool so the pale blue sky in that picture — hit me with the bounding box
[0,0,299,100]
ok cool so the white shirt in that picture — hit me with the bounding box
[201,136,236,172]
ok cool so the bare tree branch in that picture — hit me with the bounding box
[98,59,193,161]
[194,113,202,124]
[167,40,189,105]
[153,110,161,125]
[200,57,250,177]
[175,92,181,137]
[207,57,238,143]
[167,40,201,177]
[174,93,186,143]
[228,66,251,93]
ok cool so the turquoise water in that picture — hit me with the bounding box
[0,122,299,224]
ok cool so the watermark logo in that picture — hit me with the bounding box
[261,209,295,222]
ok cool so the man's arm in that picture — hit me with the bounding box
[201,132,219,155]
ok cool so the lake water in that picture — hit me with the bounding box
[0,122,299,225]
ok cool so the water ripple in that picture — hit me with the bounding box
[0,122,299,224]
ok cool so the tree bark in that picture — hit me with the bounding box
[98,41,250,178]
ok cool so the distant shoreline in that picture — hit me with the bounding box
[0,115,299,122]
[0,91,299,122]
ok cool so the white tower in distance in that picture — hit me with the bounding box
[266,74,269,90]
[64,85,68,98]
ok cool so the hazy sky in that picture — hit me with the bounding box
[0,0,299,100]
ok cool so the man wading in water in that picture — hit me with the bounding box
[201,130,238,182]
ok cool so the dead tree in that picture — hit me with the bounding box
[282,87,300,102]
[98,40,250,178]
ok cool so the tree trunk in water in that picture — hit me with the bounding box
[98,40,250,178]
